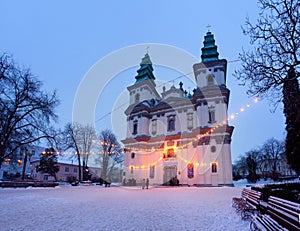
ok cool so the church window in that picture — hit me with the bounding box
[207,74,214,86]
[211,146,216,153]
[166,148,176,158]
[151,119,157,135]
[131,152,135,159]
[135,94,140,103]
[133,121,138,135]
[212,162,218,173]
[150,165,155,178]
[208,108,216,123]
[167,116,175,132]
[187,163,194,178]
[130,166,133,174]
[187,113,193,130]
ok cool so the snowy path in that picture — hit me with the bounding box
[0,186,249,231]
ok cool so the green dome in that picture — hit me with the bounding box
[201,31,219,62]
[135,53,155,83]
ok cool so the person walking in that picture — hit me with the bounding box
[146,178,149,189]
[142,178,145,189]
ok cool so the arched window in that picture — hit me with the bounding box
[151,119,157,135]
[208,108,215,123]
[167,117,175,132]
[131,152,135,159]
[130,166,134,174]
[187,163,194,178]
[187,113,193,130]
[167,148,176,158]
[150,165,155,178]
[135,94,140,103]
[133,121,138,135]
[212,162,218,173]
[207,74,215,86]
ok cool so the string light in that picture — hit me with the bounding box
[122,96,260,167]
[53,97,259,169]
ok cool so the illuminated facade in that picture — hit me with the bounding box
[122,31,234,186]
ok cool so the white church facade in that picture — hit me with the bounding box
[122,31,234,186]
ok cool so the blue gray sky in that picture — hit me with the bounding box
[1,1,285,162]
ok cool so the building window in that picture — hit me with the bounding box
[74,168,77,173]
[150,165,155,179]
[43,175,49,181]
[131,152,135,159]
[207,74,214,86]
[18,159,22,166]
[167,116,175,132]
[212,162,218,173]
[133,121,138,135]
[4,158,10,165]
[187,113,193,130]
[211,146,216,153]
[65,167,69,172]
[164,148,176,158]
[31,150,35,157]
[151,119,157,135]
[208,108,216,123]
[130,166,133,174]
[135,94,140,103]
[187,163,194,178]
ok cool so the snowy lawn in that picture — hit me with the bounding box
[0,185,250,231]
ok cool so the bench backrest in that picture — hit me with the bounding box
[269,196,300,213]
[267,196,300,230]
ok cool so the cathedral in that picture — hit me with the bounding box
[122,31,234,186]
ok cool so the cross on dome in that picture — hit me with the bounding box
[206,24,211,32]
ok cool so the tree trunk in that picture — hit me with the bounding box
[101,153,109,180]
[283,68,300,174]
[0,144,6,169]
[21,152,28,180]
[54,173,57,182]
[77,152,82,181]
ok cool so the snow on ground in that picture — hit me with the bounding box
[0,185,250,231]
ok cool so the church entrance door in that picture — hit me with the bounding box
[163,166,177,185]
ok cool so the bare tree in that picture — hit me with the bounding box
[63,123,96,181]
[97,129,123,183]
[261,138,285,178]
[80,124,97,180]
[0,53,59,168]
[235,0,300,173]
[64,123,82,181]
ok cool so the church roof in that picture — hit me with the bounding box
[135,53,156,83]
[201,31,219,62]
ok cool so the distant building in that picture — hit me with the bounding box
[0,145,44,180]
[122,31,234,186]
[30,160,102,182]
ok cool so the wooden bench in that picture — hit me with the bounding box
[266,196,300,231]
[232,188,262,219]
[242,188,262,208]
[250,214,288,231]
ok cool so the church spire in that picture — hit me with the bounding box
[201,30,219,62]
[135,53,155,83]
